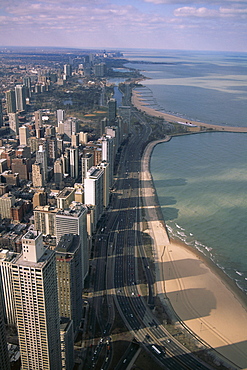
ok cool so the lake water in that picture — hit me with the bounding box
[123,49,247,293]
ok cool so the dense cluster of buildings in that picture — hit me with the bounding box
[0,51,132,369]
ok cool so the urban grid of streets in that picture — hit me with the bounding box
[82,109,213,370]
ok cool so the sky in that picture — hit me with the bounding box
[0,0,247,52]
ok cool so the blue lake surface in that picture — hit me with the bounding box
[124,49,247,293]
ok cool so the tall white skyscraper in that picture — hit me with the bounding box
[84,167,104,223]
[69,147,79,179]
[57,109,65,125]
[15,84,26,112]
[101,135,114,187]
[12,231,62,370]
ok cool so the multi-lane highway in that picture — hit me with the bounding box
[86,111,213,369]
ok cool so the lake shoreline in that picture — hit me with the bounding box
[140,135,247,368]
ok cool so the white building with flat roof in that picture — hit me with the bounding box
[84,167,104,223]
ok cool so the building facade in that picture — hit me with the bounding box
[12,231,62,370]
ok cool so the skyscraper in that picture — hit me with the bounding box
[0,100,3,128]
[63,118,79,140]
[55,234,82,334]
[8,112,19,136]
[57,109,65,125]
[32,162,44,187]
[5,90,16,114]
[81,153,94,184]
[34,110,42,131]
[69,147,79,179]
[56,202,88,283]
[0,193,15,220]
[36,145,48,182]
[84,166,104,223]
[19,126,29,146]
[101,135,114,187]
[33,205,58,236]
[56,187,75,210]
[15,85,26,112]
[60,318,74,370]
[54,158,64,186]
[108,98,117,123]
[0,293,10,370]
[0,249,18,325]
[63,64,72,79]
[12,231,62,370]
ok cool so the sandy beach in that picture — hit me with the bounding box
[132,88,247,133]
[141,139,247,369]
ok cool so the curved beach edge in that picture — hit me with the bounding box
[140,137,247,369]
[132,87,247,133]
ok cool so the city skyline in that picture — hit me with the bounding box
[0,0,246,52]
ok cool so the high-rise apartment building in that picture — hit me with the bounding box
[81,153,94,184]
[8,112,19,136]
[15,85,26,112]
[79,131,88,145]
[19,126,29,146]
[69,147,79,179]
[34,205,58,236]
[23,76,32,98]
[0,293,10,370]
[55,234,82,333]
[57,109,65,125]
[56,187,75,210]
[11,157,30,181]
[60,318,74,370]
[0,249,18,325]
[63,64,72,79]
[54,158,64,186]
[63,118,78,140]
[84,166,104,223]
[32,191,47,209]
[32,162,44,187]
[34,110,42,130]
[118,105,131,135]
[36,145,48,182]
[0,101,3,128]
[101,135,114,187]
[108,98,117,123]
[98,161,110,208]
[94,63,106,77]
[71,133,79,148]
[56,202,88,282]
[5,90,16,114]
[0,193,15,220]
[12,231,62,370]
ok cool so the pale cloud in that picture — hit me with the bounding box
[143,0,247,3]
[0,0,247,51]
[174,6,218,17]
[174,5,247,17]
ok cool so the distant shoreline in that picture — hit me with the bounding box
[132,86,247,133]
